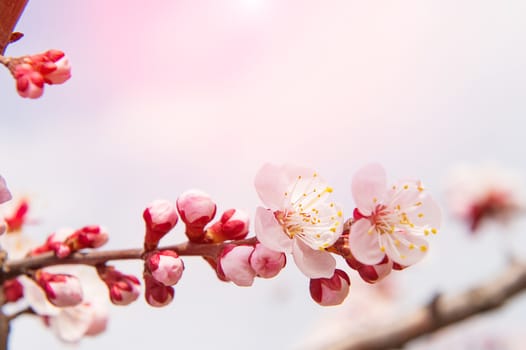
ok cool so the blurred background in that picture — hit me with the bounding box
[1,1,526,349]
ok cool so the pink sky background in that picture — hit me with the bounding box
[1,1,526,349]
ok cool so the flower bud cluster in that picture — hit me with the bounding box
[30,226,109,258]
[4,50,71,99]
[217,243,286,287]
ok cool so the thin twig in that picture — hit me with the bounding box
[327,261,526,350]
[0,0,28,55]
[3,237,258,280]
[6,307,34,322]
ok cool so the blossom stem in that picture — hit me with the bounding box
[0,0,28,55]
[2,237,258,280]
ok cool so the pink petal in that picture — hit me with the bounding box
[388,179,421,209]
[254,163,290,210]
[292,239,336,278]
[0,176,12,204]
[406,194,442,230]
[254,207,292,253]
[348,219,385,265]
[381,231,428,266]
[351,163,387,215]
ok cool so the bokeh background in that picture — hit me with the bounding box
[1,1,526,349]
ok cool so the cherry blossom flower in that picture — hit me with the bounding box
[249,243,286,279]
[177,190,217,242]
[254,163,343,278]
[143,199,178,250]
[349,164,441,266]
[309,269,351,306]
[218,245,256,286]
[446,164,525,232]
[146,250,185,286]
[20,266,109,343]
[207,208,250,242]
[34,271,83,307]
[144,273,174,307]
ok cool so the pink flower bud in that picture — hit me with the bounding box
[218,245,256,287]
[65,225,109,250]
[30,231,72,258]
[84,303,109,337]
[177,190,216,242]
[144,273,174,307]
[145,250,184,286]
[249,243,286,278]
[208,209,250,242]
[309,269,350,306]
[14,63,44,99]
[143,199,178,250]
[4,197,30,233]
[35,271,83,307]
[357,256,393,284]
[97,266,141,306]
[41,50,71,84]
[3,278,24,303]
[0,176,12,204]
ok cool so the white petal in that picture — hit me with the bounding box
[254,163,290,210]
[405,194,442,230]
[254,207,292,253]
[381,231,428,266]
[351,163,387,215]
[49,304,92,343]
[18,276,59,316]
[348,219,384,265]
[292,239,336,278]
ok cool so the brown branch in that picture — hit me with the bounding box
[327,260,526,350]
[2,237,258,280]
[0,0,28,55]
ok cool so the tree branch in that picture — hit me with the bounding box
[2,237,258,280]
[0,0,28,55]
[327,260,526,350]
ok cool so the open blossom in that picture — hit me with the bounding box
[254,163,343,278]
[21,266,109,343]
[349,164,441,267]
[446,164,525,232]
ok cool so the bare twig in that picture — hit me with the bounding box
[0,0,28,55]
[3,237,258,280]
[327,261,526,350]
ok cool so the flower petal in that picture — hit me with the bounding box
[381,231,428,266]
[348,219,385,265]
[406,194,442,230]
[352,163,387,215]
[18,276,60,316]
[49,304,93,343]
[254,163,290,210]
[254,207,292,253]
[292,239,336,278]
[0,176,12,204]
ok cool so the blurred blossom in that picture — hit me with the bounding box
[446,164,525,232]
